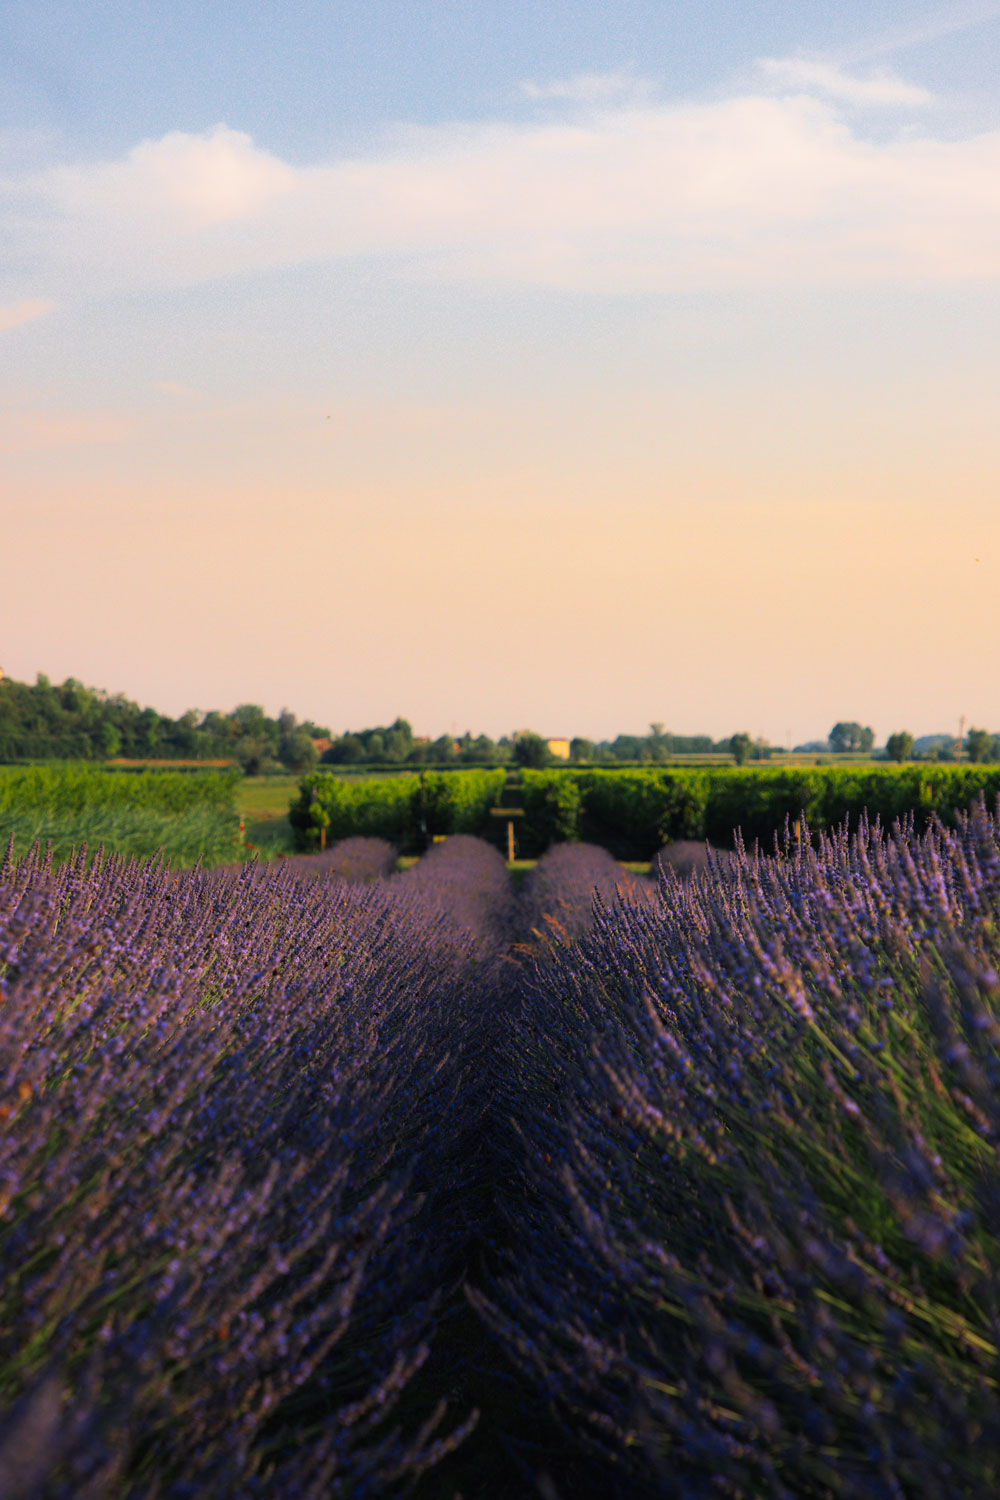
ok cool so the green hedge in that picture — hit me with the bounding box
[527,766,1000,858]
[518,771,584,856]
[287,766,1000,858]
[289,769,507,850]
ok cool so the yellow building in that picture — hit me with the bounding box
[546,738,571,760]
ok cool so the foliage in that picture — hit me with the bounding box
[604,729,720,762]
[0,764,240,815]
[558,767,1000,859]
[887,730,915,762]
[289,769,506,852]
[965,727,992,764]
[729,730,753,765]
[320,720,508,768]
[0,672,330,769]
[416,770,507,842]
[519,770,583,853]
[289,771,420,848]
[575,768,710,856]
[284,766,1000,862]
[512,733,552,769]
[0,765,244,867]
[0,806,240,868]
[830,720,876,753]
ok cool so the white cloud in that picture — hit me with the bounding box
[10,89,1000,296]
[46,125,295,230]
[757,56,935,107]
[520,71,653,105]
[0,298,53,332]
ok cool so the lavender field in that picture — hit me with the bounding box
[2,811,999,1498]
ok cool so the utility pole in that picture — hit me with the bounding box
[957,713,965,763]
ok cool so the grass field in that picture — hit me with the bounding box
[0,764,244,866]
[233,774,299,856]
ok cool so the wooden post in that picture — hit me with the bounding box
[320,825,326,852]
[490,806,524,863]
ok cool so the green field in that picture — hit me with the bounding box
[233,774,300,856]
[0,764,244,866]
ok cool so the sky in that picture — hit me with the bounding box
[3,1,999,745]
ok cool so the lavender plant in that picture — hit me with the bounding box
[288,836,399,884]
[397,836,520,956]
[518,842,649,946]
[650,840,734,883]
[7,799,1000,1498]
[0,839,476,1498]
[476,804,1000,1497]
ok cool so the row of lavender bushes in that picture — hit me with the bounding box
[5,818,1000,1496]
[477,807,1000,1496]
[0,838,485,1498]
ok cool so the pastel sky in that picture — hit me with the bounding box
[3,1,999,744]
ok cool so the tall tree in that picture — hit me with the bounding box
[886,731,914,763]
[829,721,875,753]
[729,732,753,766]
[966,727,991,763]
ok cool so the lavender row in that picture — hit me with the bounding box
[396,836,522,957]
[283,836,400,885]
[0,838,479,1499]
[478,805,1000,1496]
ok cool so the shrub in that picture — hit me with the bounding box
[518,842,642,944]
[477,802,1000,1496]
[0,845,476,1496]
[519,771,583,854]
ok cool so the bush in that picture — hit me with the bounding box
[0,846,476,1496]
[577,768,710,855]
[513,733,552,769]
[518,842,642,944]
[289,769,506,852]
[417,769,507,840]
[478,800,1000,1496]
[519,771,583,854]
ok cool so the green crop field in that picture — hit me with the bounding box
[0,763,244,867]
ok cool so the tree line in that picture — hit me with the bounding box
[0,674,328,773]
[3,672,996,770]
